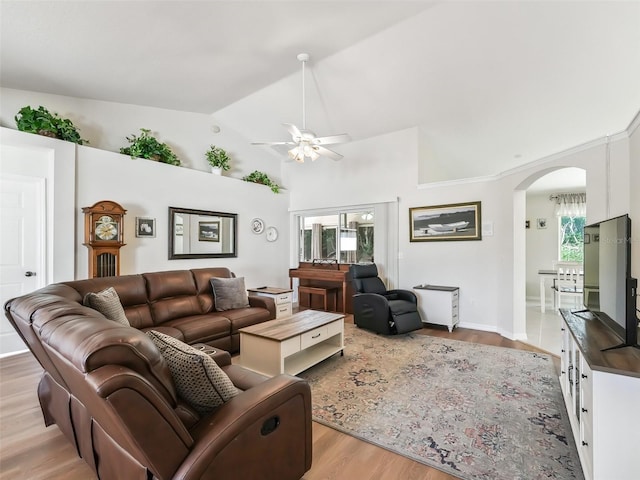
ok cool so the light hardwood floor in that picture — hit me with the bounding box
[0,316,557,480]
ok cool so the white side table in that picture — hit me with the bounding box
[413,285,460,332]
[247,287,293,318]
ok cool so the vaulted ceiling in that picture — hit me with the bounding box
[2,1,639,180]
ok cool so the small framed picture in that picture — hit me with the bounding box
[536,218,547,229]
[584,233,590,244]
[136,217,156,238]
[198,221,220,242]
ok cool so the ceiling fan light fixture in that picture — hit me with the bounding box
[252,53,350,163]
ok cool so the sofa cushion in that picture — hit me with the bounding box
[146,330,239,415]
[210,277,249,312]
[65,275,153,328]
[145,271,203,324]
[83,287,130,326]
[191,267,233,312]
[162,314,230,344]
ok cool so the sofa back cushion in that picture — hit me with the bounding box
[144,271,203,324]
[64,275,154,328]
[191,267,233,312]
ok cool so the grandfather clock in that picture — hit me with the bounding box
[82,200,127,278]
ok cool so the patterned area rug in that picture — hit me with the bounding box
[299,324,583,480]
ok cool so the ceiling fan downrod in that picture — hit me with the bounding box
[297,53,309,131]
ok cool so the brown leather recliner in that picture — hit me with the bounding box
[5,275,312,480]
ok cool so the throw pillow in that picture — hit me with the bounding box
[210,276,249,311]
[83,287,130,326]
[146,330,239,415]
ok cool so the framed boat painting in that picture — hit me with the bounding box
[409,201,482,242]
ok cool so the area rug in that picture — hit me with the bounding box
[299,324,583,480]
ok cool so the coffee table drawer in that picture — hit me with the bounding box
[282,336,301,357]
[300,325,328,349]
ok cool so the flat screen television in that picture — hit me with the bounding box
[582,214,639,350]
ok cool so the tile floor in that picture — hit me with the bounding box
[524,300,564,356]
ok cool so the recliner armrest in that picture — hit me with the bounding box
[174,375,312,480]
[387,289,417,304]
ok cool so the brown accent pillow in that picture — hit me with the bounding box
[146,330,239,415]
[83,287,130,326]
[210,276,249,311]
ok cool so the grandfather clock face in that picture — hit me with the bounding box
[94,215,119,241]
[83,201,127,278]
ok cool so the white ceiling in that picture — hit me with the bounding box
[2,0,639,179]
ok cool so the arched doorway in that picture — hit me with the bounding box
[513,167,586,354]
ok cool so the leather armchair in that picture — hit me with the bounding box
[350,263,423,334]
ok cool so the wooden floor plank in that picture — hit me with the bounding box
[0,316,556,480]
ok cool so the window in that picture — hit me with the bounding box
[559,216,585,262]
[299,210,375,264]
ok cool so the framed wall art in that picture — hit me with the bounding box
[135,217,156,238]
[409,201,482,242]
[198,221,220,242]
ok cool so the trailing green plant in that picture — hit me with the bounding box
[242,170,281,194]
[120,128,181,166]
[205,145,230,170]
[15,105,87,145]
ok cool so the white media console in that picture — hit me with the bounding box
[559,309,640,480]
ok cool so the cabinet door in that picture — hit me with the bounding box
[579,357,593,477]
[560,322,571,395]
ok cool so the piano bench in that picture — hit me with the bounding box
[298,286,339,312]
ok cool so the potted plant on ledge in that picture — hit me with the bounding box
[15,105,88,145]
[120,128,181,166]
[242,170,281,194]
[205,145,231,175]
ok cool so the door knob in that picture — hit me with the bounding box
[25,271,36,277]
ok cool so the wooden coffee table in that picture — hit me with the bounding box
[238,310,344,377]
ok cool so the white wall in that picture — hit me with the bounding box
[75,144,291,287]
[2,89,637,345]
[525,193,559,302]
[0,87,283,185]
[287,125,636,340]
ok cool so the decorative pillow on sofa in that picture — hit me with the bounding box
[210,276,249,311]
[83,287,130,326]
[146,330,239,415]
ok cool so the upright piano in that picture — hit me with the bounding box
[289,261,353,313]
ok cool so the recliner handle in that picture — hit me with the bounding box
[260,415,280,436]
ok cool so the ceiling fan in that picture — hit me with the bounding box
[252,53,350,163]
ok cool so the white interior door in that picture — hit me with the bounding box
[0,174,45,355]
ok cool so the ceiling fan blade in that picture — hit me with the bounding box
[314,133,351,145]
[283,123,302,139]
[251,141,296,146]
[315,145,343,161]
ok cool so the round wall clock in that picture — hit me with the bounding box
[251,218,265,234]
[266,226,279,242]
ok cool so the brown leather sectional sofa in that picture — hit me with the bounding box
[4,267,313,480]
